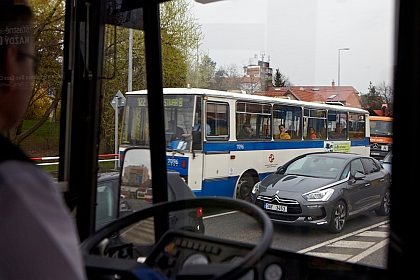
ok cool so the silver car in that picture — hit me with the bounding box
[251,152,391,233]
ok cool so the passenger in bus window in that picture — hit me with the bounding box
[275,124,291,140]
[309,127,317,139]
[0,2,86,279]
[238,123,253,139]
[193,116,211,135]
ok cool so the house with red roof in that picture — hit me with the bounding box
[254,82,362,109]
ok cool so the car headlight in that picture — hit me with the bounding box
[302,188,334,202]
[252,181,261,195]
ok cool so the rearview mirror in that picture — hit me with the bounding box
[120,147,152,200]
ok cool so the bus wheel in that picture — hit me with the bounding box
[236,176,253,201]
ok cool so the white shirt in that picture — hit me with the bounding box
[0,160,86,280]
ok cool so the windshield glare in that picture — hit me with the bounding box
[285,156,345,179]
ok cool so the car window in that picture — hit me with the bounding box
[350,159,365,176]
[340,163,350,180]
[96,181,117,224]
[361,158,380,174]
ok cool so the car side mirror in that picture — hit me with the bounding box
[354,172,366,180]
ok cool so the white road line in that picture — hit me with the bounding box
[297,220,389,254]
[203,211,238,219]
[327,240,375,249]
[356,231,388,238]
[347,239,389,263]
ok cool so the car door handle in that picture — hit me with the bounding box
[364,183,370,187]
[380,178,385,182]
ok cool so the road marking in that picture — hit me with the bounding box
[297,220,389,264]
[203,211,238,219]
[347,239,388,263]
[356,231,388,238]
[327,240,375,249]
[297,220,389,254]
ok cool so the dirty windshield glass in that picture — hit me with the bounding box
[113,0,394,269]
[21,0,394,272]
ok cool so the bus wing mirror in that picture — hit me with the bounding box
[120,147,152,200]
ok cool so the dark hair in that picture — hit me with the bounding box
[243,123,251,128]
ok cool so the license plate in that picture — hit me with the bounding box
[264,203,287,212]
[167,158,179,167]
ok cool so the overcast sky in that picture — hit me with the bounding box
[191,0,395,93]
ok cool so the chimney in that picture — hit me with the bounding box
[332,80,335,87]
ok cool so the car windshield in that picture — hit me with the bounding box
[285,156,345,179]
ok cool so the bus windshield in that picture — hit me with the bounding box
[121,94,197,150]
[370,119,393,137]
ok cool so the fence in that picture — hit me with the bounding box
[30,154,119,166]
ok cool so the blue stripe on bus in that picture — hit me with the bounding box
[203,137,369,153]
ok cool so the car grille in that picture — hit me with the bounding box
[256,195,302,214]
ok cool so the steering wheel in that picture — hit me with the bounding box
[81,197,273,279]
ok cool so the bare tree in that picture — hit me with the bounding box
[376,81,394,112]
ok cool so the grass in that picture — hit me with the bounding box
[21,120,60,146]
[21,120,118,177]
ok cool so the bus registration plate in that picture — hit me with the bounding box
[264,203,287,212]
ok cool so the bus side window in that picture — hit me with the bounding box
[206,102,229,140]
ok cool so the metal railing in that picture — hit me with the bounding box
[30,154,119,166]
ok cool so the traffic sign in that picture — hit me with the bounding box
[110,90,126,112]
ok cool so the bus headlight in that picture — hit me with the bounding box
[302,188,334,202]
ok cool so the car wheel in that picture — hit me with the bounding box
[375,188,391,216]
[236,176,253,201]
[328,201,347,233]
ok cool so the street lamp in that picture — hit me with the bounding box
[338,48,350,104]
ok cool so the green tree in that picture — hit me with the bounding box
[362,81,383,109]
[7,0,64,146]
[99,0,204,153]
[273,68,292,87]
[187,53,216,88]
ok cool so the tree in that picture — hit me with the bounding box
[376,81,394,113]
[187,53,216,88]
[7,0,65,146]
[361,81,383,110]
[99,0,204,153]
[211,64,241,91]
[273,68,292,87]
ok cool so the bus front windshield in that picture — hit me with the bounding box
[121,94,197,150]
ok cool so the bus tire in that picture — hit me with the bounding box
[236,176,253,201]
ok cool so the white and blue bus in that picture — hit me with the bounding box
[120,88,370,201]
